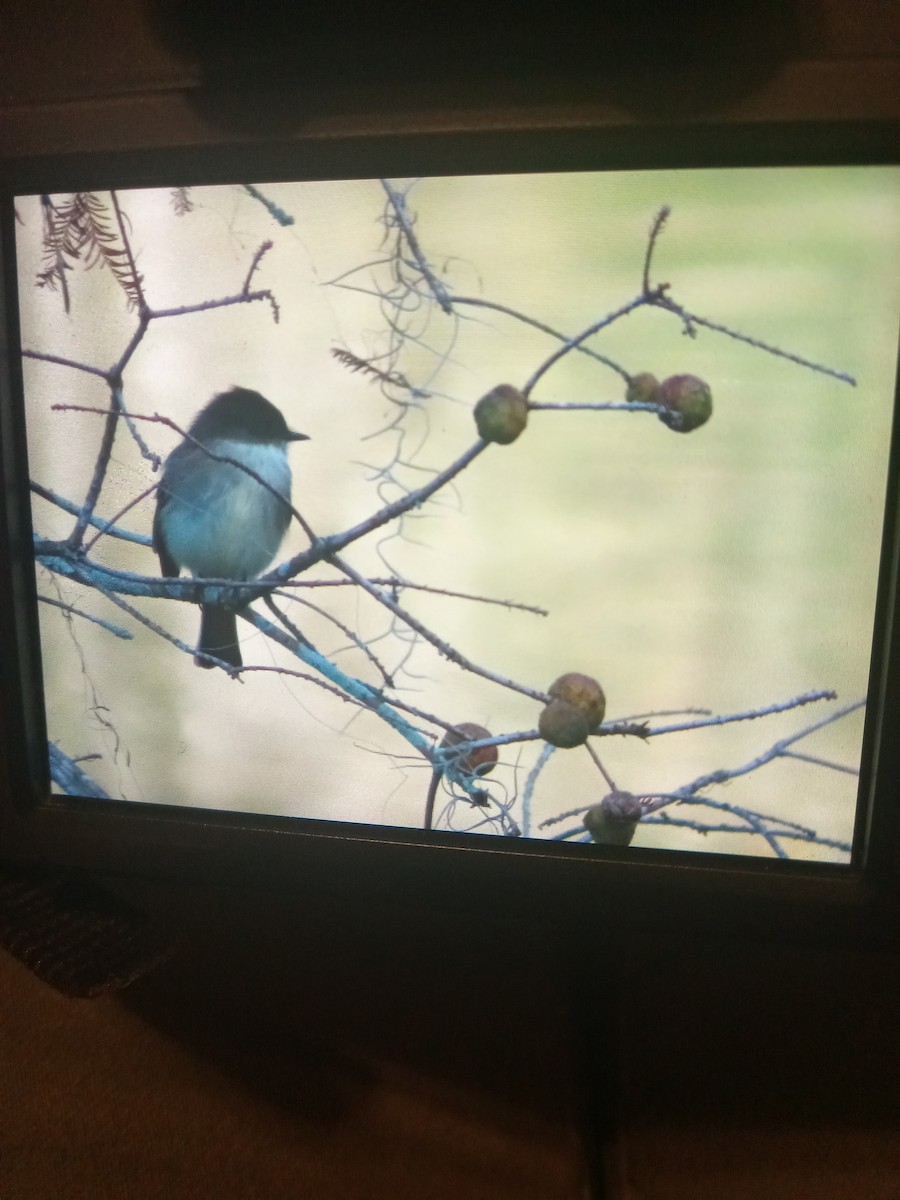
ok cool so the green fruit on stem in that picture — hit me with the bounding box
[583,791,643,846]
[657,374,712,433]
[538,698,591,748]
[625,372,661,406]
[474,384,529,445]
[548,672,606,730]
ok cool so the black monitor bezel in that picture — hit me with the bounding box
[1,117,898,935]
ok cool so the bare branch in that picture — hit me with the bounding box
[651,294,858,386]
[242,185,295,227]
[642,204,671,295]
[30,482,151,547]
[644,689,838,738]
[381,180,453,314]
[38,594,133,639]
[523,293,658,399]
[22,348,110,380]
[449,294,631,381]
[334,556,549,705]
[49,742,112,799]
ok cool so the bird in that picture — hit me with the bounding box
[152,386,309,669]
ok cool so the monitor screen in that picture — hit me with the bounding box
[14,166,900,864]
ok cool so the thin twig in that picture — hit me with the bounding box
[449,295,630,381]
[30,481,151,546]
[84,482,159,553]
[49,742,112,799]
[381,180,453,314]
[523,742,555,837]
[523,293,657,398]
[242,187,295,227]
[280,574,549,617]
[585,741,617,791]
[642,205,670,295]
[643,697,865,814]
[65,384,123,550]
[242,239,273,293]
[652,294,857,386]
[265,439,490,584]
[335,556,549,704]
[21,349,110,380]
[645,689,837,737]
[643,814,852,853]
[97,584,239,673]
[37,594,133,639]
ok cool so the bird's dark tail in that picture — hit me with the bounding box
[196,605,241,669]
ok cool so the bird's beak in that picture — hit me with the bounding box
[287,430,310,442]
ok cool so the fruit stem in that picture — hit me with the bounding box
[585,741,617,791]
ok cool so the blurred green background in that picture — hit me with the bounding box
[17,166,900,861]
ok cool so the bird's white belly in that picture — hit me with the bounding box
[164,439,293,580]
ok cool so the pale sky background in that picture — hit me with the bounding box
[16,167,900,861]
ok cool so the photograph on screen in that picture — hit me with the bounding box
[15,168,900,860]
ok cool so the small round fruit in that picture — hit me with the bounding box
[625,372,661,406]
[548,672,606,730]
[474,385,529,445]
[538,698,591,748]
[583,791,643,846]
[441,722,498,776]
[657,374,712,433]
